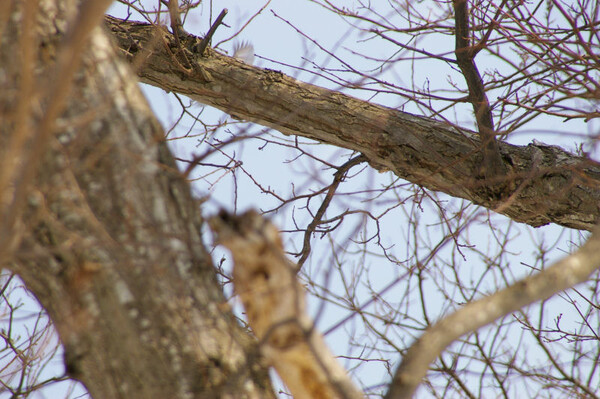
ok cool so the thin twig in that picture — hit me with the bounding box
[384,224,600,399]
[295,154,367,272]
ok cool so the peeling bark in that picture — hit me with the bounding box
[105,15,600,231]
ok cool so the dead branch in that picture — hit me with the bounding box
[210,210,365,399]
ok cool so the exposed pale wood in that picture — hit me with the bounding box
[210,210,365,399]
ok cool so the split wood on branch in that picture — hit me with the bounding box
[105,16,600,231]
[209,210,365,399]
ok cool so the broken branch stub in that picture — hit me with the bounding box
[209,210,364,399]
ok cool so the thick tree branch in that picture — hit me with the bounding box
[105,16,600,231]
[384,224,600,399]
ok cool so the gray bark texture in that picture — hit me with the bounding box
[0,1,274,398]
[105,16,600,232]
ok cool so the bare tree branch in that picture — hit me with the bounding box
[453,0,506,179]
[295,154,367,271]
[105,16,600,231]
[4,2,600,398]
[384,224,600,399]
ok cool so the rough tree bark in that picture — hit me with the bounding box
[1,1,274,398]
[105,16,600,232]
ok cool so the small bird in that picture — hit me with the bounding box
[232,41,255,65]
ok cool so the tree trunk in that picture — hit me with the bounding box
[105,16,600,232]
[0,1,274,398]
